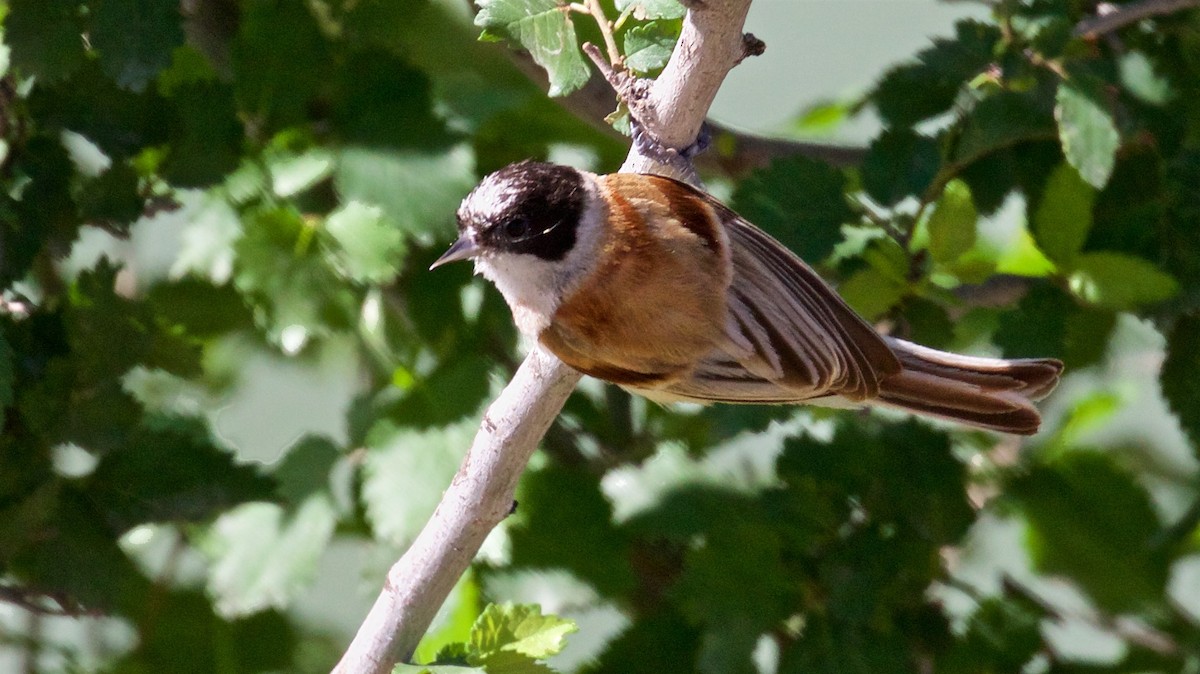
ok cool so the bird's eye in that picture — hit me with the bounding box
[504,217,531,239]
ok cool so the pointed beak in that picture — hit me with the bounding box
[430,235,480,270]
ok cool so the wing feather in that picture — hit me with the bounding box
[655,200,900,404]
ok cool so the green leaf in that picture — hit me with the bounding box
[360,418,474,545]
[926,179,977,263]
[861,129,940,207]
[5,0,86,81]
[272,435,341,508]
[86,416,275,532]
[322,201,407,284]
[1010,452,1169,613]
[615,0,685,20]
[475,0,590,97]
[1161,314,1200,456]
[1067,251,1178,309]
[994,283,1115,369]
[838,267,906,320]
[470,603,577,660]
[1032,162,1094,265]
[951,92,1056,167]
[335,145,476,241]
[203,495,338,617]
[508,463,635,597]
[91,0,185,92]
[623,22,678,75]
[872,20,1001,127]
[1056,80,1120,188]
[0,331,14,415]
[231,0,332,133]
[731,156,854,263]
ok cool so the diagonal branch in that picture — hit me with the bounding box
[1074,0,1200,38]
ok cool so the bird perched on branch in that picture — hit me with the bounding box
[433,161,1062,434]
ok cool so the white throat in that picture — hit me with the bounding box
[471,171,605,337]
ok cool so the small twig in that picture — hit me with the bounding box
[1002,575,1179,656]
[1074,0,1200,38]
[584,0,623,67]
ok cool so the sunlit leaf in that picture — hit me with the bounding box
[926,179,977,263]
[623,21,678,75]
[475,0,591,97]
[1032,162,1094,265]
[1067,251,1178,309]
[1056,80,1120,188]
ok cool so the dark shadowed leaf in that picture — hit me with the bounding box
[861,129,941,207]
[5,0,86,81]
[1161,314,1200,456]
[732,156,853,262]
[872,20,1001,127]
[86,415,275,532]
[1010,451,1169,613]
[91,0,185,92]
[509,463,635,597]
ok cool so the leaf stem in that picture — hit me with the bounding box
[584,0,624,67]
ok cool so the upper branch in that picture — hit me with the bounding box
[1074,0,1200,38]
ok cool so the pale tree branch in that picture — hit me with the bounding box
[1074,0,1200,38]
[334,3,758,672]
[333,347,582,674]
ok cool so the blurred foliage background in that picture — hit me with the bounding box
[2,0,1200,672]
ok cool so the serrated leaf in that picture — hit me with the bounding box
[86,416,275,533]
[91,0,185,92]
[615,0,685,20]
[623,22,677,74]
[322,201,406,284]
[1067,251,1178,309]
[360,418,475,545]
[335,145,476,242]
[926,179,977,263]
[475,0,590,97]
[861,129,940,207]
[1010,452,1169,613]
[872,20,1001,127]
[1056,81,1120,188]
[952,92,1056,167]
[470,603,577,660]
[731,156,853,263]
[5,0,86,81]
[203,495,337,617]
[1032,163,1094,265]
[231,0,332,132]
[1161,315,1200,456]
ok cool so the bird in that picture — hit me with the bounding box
[432,160,1063,435]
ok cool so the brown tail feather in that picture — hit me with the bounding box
[876,338,1064,435]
